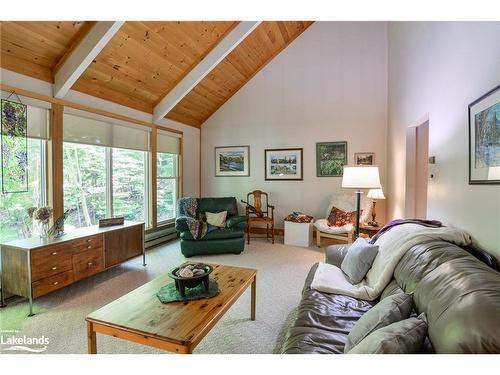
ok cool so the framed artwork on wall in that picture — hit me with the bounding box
[354,152,375,165]
[1,98,28,193]
[316,142,347,177]
[469,85,500,185]
[215,145,250,177]
[265,148,303,180]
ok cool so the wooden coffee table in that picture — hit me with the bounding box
[85,264,256,354]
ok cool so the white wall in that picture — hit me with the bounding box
[387,22,500,259]
[0,68,200,198]
[201,22,388,227]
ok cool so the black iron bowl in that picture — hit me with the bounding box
[168,263,213,299]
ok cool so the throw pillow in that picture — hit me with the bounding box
[327,206,362,227]
[205,211,227,227]
[347,313,428,354]
[344,292,413,352]
[340,237,379,284]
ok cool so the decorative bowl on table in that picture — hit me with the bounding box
[167,263,213,299]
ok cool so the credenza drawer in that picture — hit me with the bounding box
[32,270,74,298]
[73,248,104,280]
[31,245,73,282]
[72,235,103,254]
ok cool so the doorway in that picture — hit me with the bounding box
[405,120,429,219]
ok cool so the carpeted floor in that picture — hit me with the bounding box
[1,238,324,354]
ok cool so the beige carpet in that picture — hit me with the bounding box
[1,238,324,354]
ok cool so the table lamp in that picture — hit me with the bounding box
[366,188,385,227]
[342,166,381,238]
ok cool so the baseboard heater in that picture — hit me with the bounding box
[145,224,178,249]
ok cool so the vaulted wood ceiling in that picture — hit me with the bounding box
[0,21,313,127]
[0,21,94,82]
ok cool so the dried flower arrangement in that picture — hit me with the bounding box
[27,206,53,237]
[27,206,53,224]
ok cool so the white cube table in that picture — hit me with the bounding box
[284,221,313,247]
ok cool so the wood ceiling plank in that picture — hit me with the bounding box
[71,77,153,114]
[0,53,53,82]
[81,64,158,103]
[153,21,260,122]
[54,21,124,98]
[169,21,313,125]
[0,21,93,82]
[75,21,238,112]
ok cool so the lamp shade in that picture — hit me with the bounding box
[342,166,381,189]
[367,188,386,200]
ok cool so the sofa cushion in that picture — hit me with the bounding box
[225,215,247,228]
[344,292,413,352]
[341,238,379,284]
[206,211,227,227]
[280,264,376,354]
[325,244,351,267]
[180,227,244,241]
[348,313,428,354]
[198,197,238,217]
[314,219,353,234]
[380,279,404,300]
[393,240,500,353]
[414,257,500,353]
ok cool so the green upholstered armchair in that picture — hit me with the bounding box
[175,197,247,257]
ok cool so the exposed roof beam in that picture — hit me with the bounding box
[153,21,261,123]
[53,21,124,98]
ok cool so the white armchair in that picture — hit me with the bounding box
[314,193,372,247]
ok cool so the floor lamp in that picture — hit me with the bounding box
[342,166,381,238]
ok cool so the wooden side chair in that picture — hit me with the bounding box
[244,190,275,244]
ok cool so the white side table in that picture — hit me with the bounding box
[284,221,313,247]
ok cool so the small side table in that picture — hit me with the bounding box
[284,221,313,247]
[359,225,382,238]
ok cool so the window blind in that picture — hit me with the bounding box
[157,130,181,154]
[1,91,49,139]
[63,113,150,152]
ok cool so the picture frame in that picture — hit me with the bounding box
[215,146,250,177]
[468,85,500,185]
[354,152,375,166]
[265,148,303,181]
[316,142,347,177]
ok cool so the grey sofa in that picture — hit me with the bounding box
[281,240,500,353]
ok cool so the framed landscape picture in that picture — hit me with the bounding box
[215,146,250,177]
[469,85,500,184]
[354,152,375,165]
[265,148,303,180]
[316,142,347,177]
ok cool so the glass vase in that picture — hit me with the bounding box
[38,221,49,238]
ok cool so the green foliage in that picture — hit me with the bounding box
[0,138,42,242]
[63,143,106,229]
[319,159,344,176]
[157,153,177,222]
[1,142,178,242]
[112,148,146,221]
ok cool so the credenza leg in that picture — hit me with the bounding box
[27,251,34,317]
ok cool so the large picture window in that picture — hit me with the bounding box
[63,113,150,230]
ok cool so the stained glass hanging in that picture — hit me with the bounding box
[1,97,28,193]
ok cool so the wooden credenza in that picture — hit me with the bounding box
[0,221,145,315]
